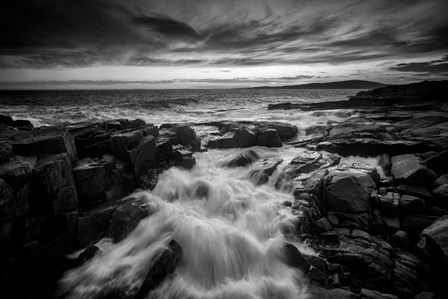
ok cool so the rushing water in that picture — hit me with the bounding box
[59,147,316,299]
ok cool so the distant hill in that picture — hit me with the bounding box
[252,80,388,89]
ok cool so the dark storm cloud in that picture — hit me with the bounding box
[390,55,448,74]
[1,0,448,70]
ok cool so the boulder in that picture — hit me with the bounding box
[232,128,257,148]
[0,155,36,186]
[325,168,377,213]
[257,122,298,140]
[249,158,282,185]
[207,137,234,149]
[434,174,448,187]
[155,137,172,163]
[106,199,150,243]
[378,192,400,215]
[283,243,310,273]
[391,154,437,186]
[173,150,196,170]
[32,127,78,166]
[425,152,448,175]
[390,230,411,250]
[397,185,433,203]
[35,154,78,215]
[227,150,259,167]
[0,142,12,163]
[421,215,448,261]
[401,215,439,235]
[432,184,448,209]
[175,126,197,146]
[257,129,282,147]
[110,128,147,160]
[314,217,333,233]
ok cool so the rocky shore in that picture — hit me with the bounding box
[1,80,448,298]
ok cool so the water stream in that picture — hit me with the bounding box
[59,147,315,299]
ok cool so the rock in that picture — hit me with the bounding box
[127,135,156,177]
[73,158,107,207]
[207,137,234,149]
[110,128,147,160]
[390,230,411,250]
[414,292,436,299]
[432,184,448,209]
[314,217,333,233]
[0,155,36,186]
[332,211,370,231]
[378,192,400,215]
[0,142,12,163]
[425,152,448,175]
[32,127,78,166]
[399,195,426,214]
[105,121,122,130]
[257,122,298,140]
[134,240,182,299]
[360,288,398,299]
[267,102,293,110]
[401,214,439,235]
[397,185,433,203]
[434,174,448,187]
[0,178,26,220]
[283,243,310,273]
[35,154,78,215]
[249,158,282,185]
[421,215,448,261]
[393,249,428,297]
[175,125,197,146]
[391,154,437,187]
[232,128,257,148]
[155,137,172,163]
[173,150,196,170]
[311,287,358,299]
[257,129,282,147]
[106,199,150,243]
[427,206,448,216]
[325,168,377,213]
[227,150,259,167]
[379,153,391,176]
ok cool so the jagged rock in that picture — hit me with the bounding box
[135,240,182,299]
[155,137,172,163]
[110,128,148,160]
[207,137,234,149]
[232,128,257,148]
[379,153,391,176]
[314,217,333,232]
[332,211,370,231]
[73,158,107,207]
[227,150,259,167]
[399,195,425,214]
[325,168,377,213]
[33,127,78,166]
[127,135,156,177]
[35,154,78,215]
[0,155,36,186]
[173,149,196,169]
[257,129,282,147]
[283,243,310,273]
[393,249,428,297]
[0,142,12,163]
[432,184,448,209]
[378,192,400,215]
[106,199,150,243]
[391,154,437,187]
[397,185,433,204]
[249,158,282,185]
[0,178,26,220]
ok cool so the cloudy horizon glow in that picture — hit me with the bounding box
[0,0,447,89]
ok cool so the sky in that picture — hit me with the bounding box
[0,0,447,89]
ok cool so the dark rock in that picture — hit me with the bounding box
[432,184,448,209]
[421,215,448,261]
[393,249,428,297]
[127,135,156,177]
[73,158,107,207]
[0,142,12,163]
[0,178,26,220]
[267,102,292,110]
[397,185,434,203]
[13,119,33,128]
[110,128,147,160]
[332,211,370,231]
[249,158,282,185]
[227,150,259,167]
[0,114,14,125]
[0,155,36,186]
[135,239,182,299]
[314,217,332,232]
[33,127,78,166]
[106,199,150,243]
[310,287,358,299]
[390,230,411,250]
[232,128,257,148]
[75,246,100,266]
[257,129,282,147]
[434,174,448,187]
[207,137,234,149]
[378,192,400,216]
[35,154,78,215]
[391,154,437,186]
[173,150,196,170]
[325,168,377,213]
[427,206,448,216]
[399,195,426,214]
[257,122,298,140]
[379,153,391,177]
[175,125,197,146]
[415,292,436,299]
[283,242,310,273]
[105,121,122,130]
[155,137,172,163]
[425,152,448,175]
[401,214,439,235]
